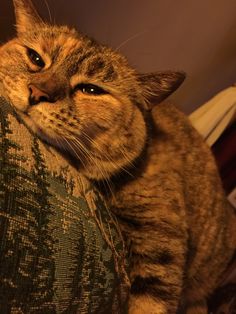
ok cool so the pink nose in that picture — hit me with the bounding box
[28,84,50,106]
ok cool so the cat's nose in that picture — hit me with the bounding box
[28,84,51,106]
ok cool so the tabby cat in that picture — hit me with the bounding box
[0,0,235,313]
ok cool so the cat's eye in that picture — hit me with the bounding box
[27,48,45,68]
[74,83,107,95]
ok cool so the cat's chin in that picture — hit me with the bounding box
[18,112,56,140]
[19,113,38,132]
[17,111,66,150]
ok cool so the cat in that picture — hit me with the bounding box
[0,0,235,313]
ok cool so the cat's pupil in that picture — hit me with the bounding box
[75,83,107,95]
[27,48,45,68]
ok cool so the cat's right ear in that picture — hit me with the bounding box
[13,0,43,34]
[138,71,186,110]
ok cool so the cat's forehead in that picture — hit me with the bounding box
[21,25,91,57]
[20,24,131,81]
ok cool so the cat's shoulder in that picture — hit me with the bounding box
[149,101,212,163]
[150,101,202,141]
[151,101,189,126]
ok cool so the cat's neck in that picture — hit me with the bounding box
[92,151,149,197]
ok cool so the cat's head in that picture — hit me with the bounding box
[0,0,185,180]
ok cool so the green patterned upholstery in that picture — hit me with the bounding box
[0,97,129,314]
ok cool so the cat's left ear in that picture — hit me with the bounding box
[13,0,43,34]
[139,71,186,110]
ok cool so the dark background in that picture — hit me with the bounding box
[1,0,236,113]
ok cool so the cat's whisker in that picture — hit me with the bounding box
[72,144,115,198]
[70,135,98,163]
[72,135,116,197]
[115,29,148,51]
[73,136,111,178]
[52,137,65,164]
[69,136,108,178]
[69,140,106,182]
[79,131,118,164]
[117,150,137,177]
[79,130,131,175]
[43,0,53,23]
[62,136,89,170]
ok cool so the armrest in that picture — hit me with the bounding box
[0,97,129,313]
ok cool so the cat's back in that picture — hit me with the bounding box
[150,101,235,226]
[151,102,236,291]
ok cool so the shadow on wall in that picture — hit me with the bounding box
[1,0,236,113]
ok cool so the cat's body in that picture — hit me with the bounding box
[0,1,235,313]
[111,103,236,313]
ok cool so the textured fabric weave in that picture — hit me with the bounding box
[0,97,129,314]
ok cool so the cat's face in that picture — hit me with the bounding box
[0,0,185,180]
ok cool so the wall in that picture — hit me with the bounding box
[1,0,236,113]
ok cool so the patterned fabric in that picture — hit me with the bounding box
[0,97,129,314]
